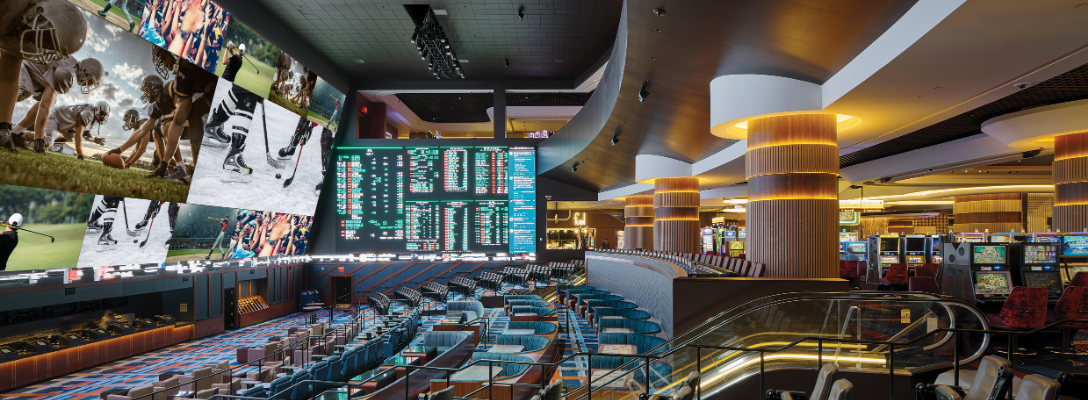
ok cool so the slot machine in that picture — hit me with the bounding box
[929,235,942,264]
[842,241,867,261]
[903,236,928,269]
[956,232,987,243]
[867,235,903,280]
[969,243,1013,310]
[1060,234,1088,283]
[1032,232,1062,243]
[1013,242,1062,303]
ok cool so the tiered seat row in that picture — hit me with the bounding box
[477,272,504,290]
[598,249,766,277]
[449,277,477,295]
[498,267,531,285]
[393,286,421,307]
[420,282,449,301]
[368,293,391,315]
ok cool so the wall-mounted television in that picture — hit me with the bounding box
[972,245,1007,265]
[1062,236,1088,256]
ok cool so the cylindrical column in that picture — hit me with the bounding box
[653,177,700,253]
[952,194,1023,233]
[745,114,839,278]
[623,195,654,250]
[1054,132,1088,232]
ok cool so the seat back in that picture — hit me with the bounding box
[1070,271,1088,287]
[128,386,155,399]
[431,385,456,400]
[999,287,1047,330]
[884,264,909,285]
[1014,375,1060,400]
[1053,286,1088,329]
[192,367,214,392]
[809,363,839,400]
[194,389,218,400]
[839,261,859,279]
[825,379,852,400]
[964,355,1011,400]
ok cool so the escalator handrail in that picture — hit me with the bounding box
[570,295,991,397]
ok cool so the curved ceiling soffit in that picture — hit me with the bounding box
[535,1,629,189]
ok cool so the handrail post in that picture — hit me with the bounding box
[953,331,960,387]
[695,347,702,400]
[489,360,494,400]
[889,343,895,400]
[817,339,822,368]
[644,358,650,398]
[587,354,592,400]
[405,367,410,400]
[759,351,765,400]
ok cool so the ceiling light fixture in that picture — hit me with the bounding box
[407,6,464,79]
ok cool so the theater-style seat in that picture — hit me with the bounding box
[909,265,940,293]
[1015,375,1061,400]
[770,363,837,400]
[447,301,485,322]
[839,261,859,280]
[930,355,1012,400]
[492,334,550,353]
[506,321,558,335]
[880,263,909,287]
[1070,271,1088,287]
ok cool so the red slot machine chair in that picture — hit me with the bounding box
[1046,286,1088,361]
[1069,271,1088,287]
[880,263,909,290]
[987,287,1048,363]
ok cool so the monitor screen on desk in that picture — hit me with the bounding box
[974,271,1012,295]
[1023,271,1063,297]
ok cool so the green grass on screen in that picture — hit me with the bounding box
[215,53,275,98]
[5,224,87,271]
[0,150,190,203]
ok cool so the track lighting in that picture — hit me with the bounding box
[652,8,666,16]
[410,31,417,43]
[407,6,463,79]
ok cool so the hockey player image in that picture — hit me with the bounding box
[77,195,173,268]
[205,215,229,259]
[0,0,88,152]
[187,80,325,216]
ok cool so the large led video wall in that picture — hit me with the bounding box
[0,1,344,273]
[333,145,537,257]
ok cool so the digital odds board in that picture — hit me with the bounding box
[333,145,536,258]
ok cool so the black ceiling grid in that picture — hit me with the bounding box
[840,62,1088,168]
[396,92,593,123]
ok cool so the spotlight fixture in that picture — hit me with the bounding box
[505,59,510,68]
[638,82,650,102]
[611,131,620,145]
[518,6,525,21]
[406,6,463,79]
[572,162,579,172]
[652,8,666,16]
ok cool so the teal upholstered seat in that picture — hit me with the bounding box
[423,331,472,352]
[586,300,638,311]
[447,301,485,322]
[460,353,533,381]
[505,295,542,304]
[588,356,673,388]
[509,306,554,317]
[593,308,651,326]
[598,333,669,355]
[507,299,551,308]
[492,334,550,353]
[506,321,557,335]
[575,294,623,307]
[597,319,662,335]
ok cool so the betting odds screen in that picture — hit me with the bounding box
[334,145,536,259]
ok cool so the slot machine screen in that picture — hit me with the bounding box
[879,239,899,252]
[989,235,1010,243]
[905,238,926,252]
[1022,245,1058,264]
[848,242,867,254]
[1034,235,1061,243]
[972,245,1007,264]
[1062,236,1088,256]
[1023,271,1063,296]
[974,271,1012,295]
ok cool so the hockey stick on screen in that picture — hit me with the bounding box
[283,138,306,188]
[138,212,156,247]
[261,102,286,168]
[120,199,141,237]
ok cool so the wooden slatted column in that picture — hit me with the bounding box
[1054,132,1088,232]
[653,178,700,253]
[952,193,1023,233]
[746,114,838,278]
[623,195,654,250]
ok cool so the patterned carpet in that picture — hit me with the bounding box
[0,281,544,399]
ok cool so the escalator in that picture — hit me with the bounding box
[575,291,991,400]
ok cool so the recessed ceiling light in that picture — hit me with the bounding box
[1077,3,1087,7]
[433,9,448,15]
[354,59,365,64]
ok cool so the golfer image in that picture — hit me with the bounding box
[0,214,22,271]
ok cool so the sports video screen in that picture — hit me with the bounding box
[1023,271,1063,296]
[972,245,1007,264]
[1062,236,1088,256]
[1023,244,1058,264]
[974,272,1012,294]
[334,145,536,255]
